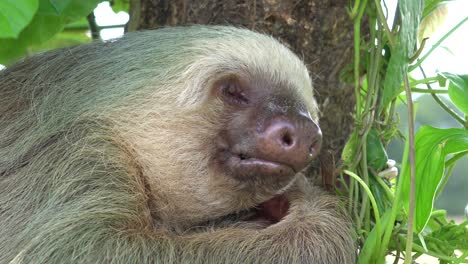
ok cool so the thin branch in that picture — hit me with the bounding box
[403,74,416,264]
[350,0,361,19]
[353,0,368,120]
[344,170,382,251]
[446,150,468,167]
[374,0,395,47]
[419,66,465,125]
[65,24,127,31]
[359,140,370,230]
[410,76,441,86]
[410,87,447,94]
[87,12,100,40]
[409,37,428,63]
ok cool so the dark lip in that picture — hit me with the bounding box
[237,156,296,173]
[224,150,297,176]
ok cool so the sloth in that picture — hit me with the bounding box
[0,26,355,263]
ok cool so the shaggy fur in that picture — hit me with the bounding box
[0,26,355,263]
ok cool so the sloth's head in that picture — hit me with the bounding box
[114,26,321,229]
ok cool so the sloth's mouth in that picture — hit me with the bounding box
[244,194,290,225]
[223,150,296,179]
[202,194,290,229]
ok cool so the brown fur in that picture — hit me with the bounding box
[0,26,355,263]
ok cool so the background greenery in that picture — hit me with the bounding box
[389,95,468,217]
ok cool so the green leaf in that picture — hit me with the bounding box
[418,4,448,43]
[342,131,359,166]
[437,73,447,87]
[381,0,424,108]
[440,72,468,115]
[422,0,450,18]
[358,211,392,264]
[423,220,468,254]
[0,13,65,64]
[366,129,388,170]
[37,0,103,21]
[0,38,28,64]
[425,210,448,231]
[0,0,103,64]
[38,0,73,15]
[0,0,39,38]
[30,31,91,52]
[400,126,468,233]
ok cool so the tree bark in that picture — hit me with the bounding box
[128,0,356,182]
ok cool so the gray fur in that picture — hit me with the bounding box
[0,26,355,263]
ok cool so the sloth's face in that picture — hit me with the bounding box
[212,75,321,187]
[206,74,322,226]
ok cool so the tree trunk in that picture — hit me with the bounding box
[128,0,356,184]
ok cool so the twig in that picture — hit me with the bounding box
[409,37,428,63]
[374,0,395,47]
[445,150,468,167]
[410,76,441,86]
[410,87,447,94]
[403,74,416,264]
[419,66,465,125]
[353,0,368,120]
[87,12,100,40]
[344,170,382,256]
[65,24,127,31]
[350,0,361,19]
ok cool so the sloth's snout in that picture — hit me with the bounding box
[259,115,322,173]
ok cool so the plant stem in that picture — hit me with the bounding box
[348,172,355,213]
[398,236,462,262]
[354,180,361,230]
[374,0,395,47]
[350,0,368,232]
[409,38,428,63]
[374,176,394,200]
[350,0,361,19]
[344,170,382,253]
[65,24,127,31]
[445,150,468,167]
[410,87,447,94]
[410,76,440,86]
[403,74,416,264]
[353,1,368,120]
[86,12,100,40]
[419,66,465,125]
[380,141,408,263]
[359,141,370,231]
[436,151,468,197]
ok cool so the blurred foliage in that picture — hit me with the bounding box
[344,0,468,263]
[418,3,448,43]
[389,95,468,216]
[0,0,38,38]
[0,0,131,65]
[0,0,104,64]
